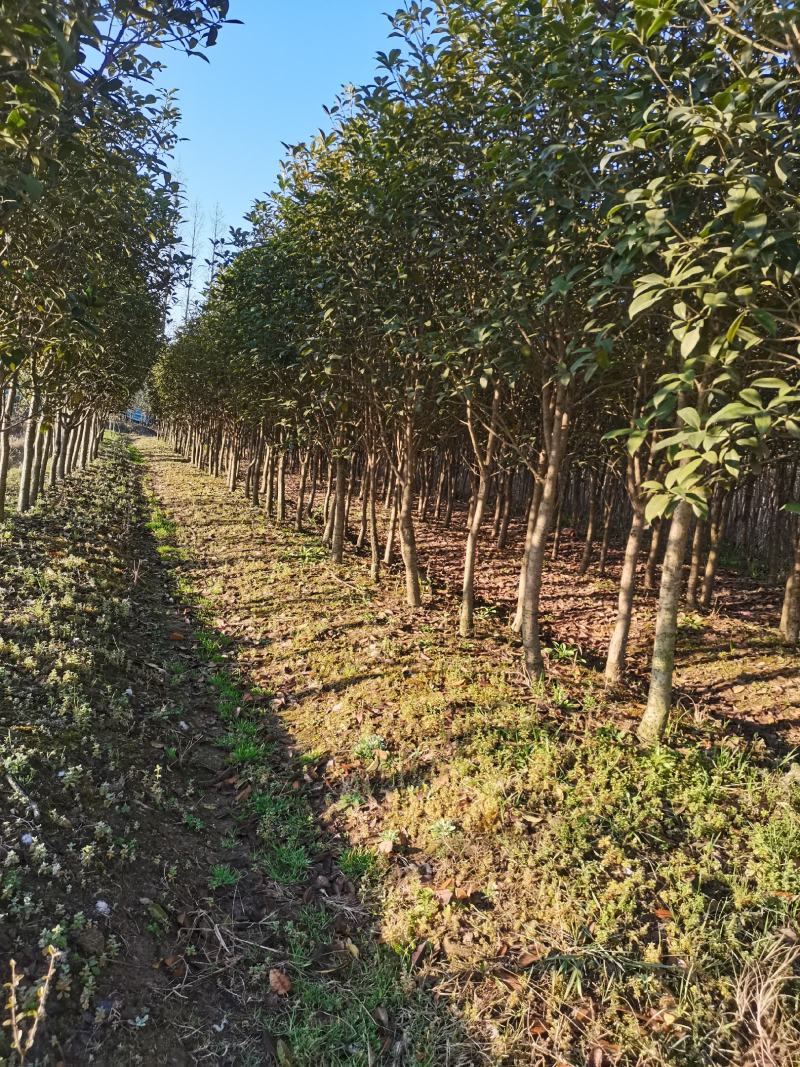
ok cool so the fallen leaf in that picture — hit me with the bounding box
[518,949,541,967]
[410,940,428,968]
[377,838,394,855]
[652,908,673,921]
[269,969,292,996]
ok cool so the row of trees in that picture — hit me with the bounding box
[0,1,236,517]
[152,0,800,743]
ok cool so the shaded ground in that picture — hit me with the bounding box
[0,437,463,1066]
[285,469,799,750]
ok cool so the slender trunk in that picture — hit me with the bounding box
[498,469,514,550]
[779,530,800,644]
[512,453,546,633]
[604,505,646,687]
[460,391,499,638]
[684,517,706,609]
[398,416,422,608]
[307,450,319,517]
[35,426,52,500]
[643,519,663,591]
[384,486,398,566]
[700,493,726,609]
[277,450,287,523]
[356,461,369,550]
[29,416,47,506]
[638,501,694,744]
[331,455,348,564]
[578,470,599,575]
[598,497,614,577]
[433,456,447,521]
[368,455,380,582]
[321,461,334,541]
[56,417,69,483]
[296,452,309,532]
[443,465,455,528]
[521,391,569,676]
[0,373,18,521]
[17,392,39,513]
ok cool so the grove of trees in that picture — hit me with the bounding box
[150,0,800,744]
[0,1,236,518]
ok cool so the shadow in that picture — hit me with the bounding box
[0,435,479,1067]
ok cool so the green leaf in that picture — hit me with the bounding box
[645,493,670,524]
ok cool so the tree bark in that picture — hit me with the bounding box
[460,389,499,637]
[521,387,569,677]
[684,517,706,609]
[0,372,18,522]
[398,416,422,608]
[638,500,694,744]
[779,529,800,644]
[700,492,726,609]
[17,391,39,513]
[331,455,348,563]
[604,505,645,687]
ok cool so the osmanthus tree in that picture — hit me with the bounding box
[595,0,800,741]
[1,0,235,217]
[151,0,800,746]
[0,2,233,519]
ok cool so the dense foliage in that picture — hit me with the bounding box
[153,0,800,741]
[0,1,235,519]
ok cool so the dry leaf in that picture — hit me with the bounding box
[518,949,541,967]
[269,969,292,996]
[410,940,428,968]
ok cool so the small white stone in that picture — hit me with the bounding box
[179,721,190,732]
[95,900,112,917]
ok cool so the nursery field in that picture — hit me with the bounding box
[3,1,800,1064]
[2,433,798,1066]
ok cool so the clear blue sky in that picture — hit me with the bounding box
[161,0,394,259]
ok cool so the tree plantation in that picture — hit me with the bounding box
[1,2,800,1066]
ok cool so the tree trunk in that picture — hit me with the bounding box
[17,392,39,513]
[700,493,726,609]
[497,469,514,549]
[638,501,694,744]
[368,455,381,582]
[521,390,569,677]
[331,455,348,564]
[321,460,334,542]
[277,449,287,523]
[604,505,645,687]
[384,486,398,566]
[460,391,499,638]
[643,519,663,591]
[0,373,18,522]
[398,417,422,608]
[597,495,614,577]
[779,529,800,644]
[296,452,309,531]
[684,517,706,610]
[578,470,599,575]
[512,454,546,633]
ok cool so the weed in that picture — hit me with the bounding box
[208,864,238,889]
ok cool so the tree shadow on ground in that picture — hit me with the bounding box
[0,438,482,1067]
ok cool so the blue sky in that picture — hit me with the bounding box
[161,1,394,262]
